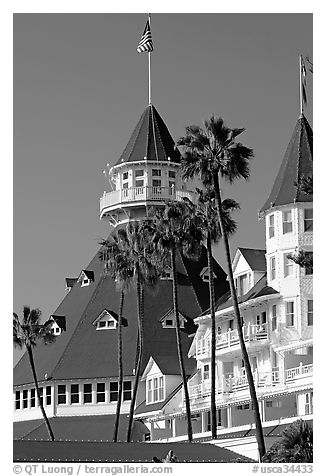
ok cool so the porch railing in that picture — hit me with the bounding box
[196,323,269,356]
[187,364,312,401]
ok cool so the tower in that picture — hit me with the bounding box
[100,104,194,228]
[260,114,313,345]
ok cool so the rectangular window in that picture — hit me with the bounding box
[83,384,92,403]
[123,381,132,401]
[269,214,275,238]
[284,254,294,277]
[122,182,129,189]
[270,256,276,280]
[152,179,161,188]
[305,252,313,275]
[159,376,164,400]
[168,170,176,178]
[23,390,28,409]
[286,301,295,327]
[46,386,52,406]
[152,169,161,177]
[283,210,293,234]
[203,364,210,380]
[135,169,144,177]
[304,209,313,231]
[30,388,36,408]
[57,385,66,405]
[153,378,158,402]
[307,300,313,326]
[122,172,128,180]
[15,391,20,410]
[135,179,144,188]
[97,383,105,403]
[39,387,44,407]
[110,382,119,402]
[147,379,152,404]
[70,384,79,404]
[98,321,106,328]
[272,305,277,331]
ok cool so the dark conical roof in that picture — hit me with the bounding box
[260,115,313,213]
[115,105,181,166]
[13,243,228,386]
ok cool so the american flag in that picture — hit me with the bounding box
[137,20,153,53]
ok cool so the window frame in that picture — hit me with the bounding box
[147,376,165,404]
[282,210,293,234]
[152,169,161,177]
[22,389,28,409]
[270,256,276,281]
[109,381,119,402]
[46,386,52,406]
[15,390,21,410]
[96,383,106,403]
[285,301,295,327]
[272,304,277,331]
[30,388,36,408]
[304,208,313,232]
[123,381,132,401]
[70,384,80,404]
[57,385,67,405]
[268,214,275,238]
[284,253,295,277]
[307,300,313,326]
[83,383,92,404]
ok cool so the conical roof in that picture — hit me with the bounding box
[14,244,228,386]
[260,115,313,213]
[115,105,181,166]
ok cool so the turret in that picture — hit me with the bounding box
[99,105,194,227]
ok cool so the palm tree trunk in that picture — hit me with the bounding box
[113,290,125,442]
[207,233,217,439]
[26,345,54,441]
[171,247,193,443]
[213,173,266,459]
[127,269,144,442]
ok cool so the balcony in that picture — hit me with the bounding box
[100,186,196,217]
[187,364,313,402]
[196,323,269,357]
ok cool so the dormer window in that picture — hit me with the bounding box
[200,267,217,283]
[147,375,164,404]
[235,273,251,296]
[161,267,172,280]
[65,277,77,292]
[93,309,128,331]
[160,309,185,329]
[50,315,66,335]
[78,270,95,287]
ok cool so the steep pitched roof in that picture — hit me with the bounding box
[203,274,278,315]
[115,105,181,166]
[260,115,313,213]
[238,248,266,272]
[14,244,228,386]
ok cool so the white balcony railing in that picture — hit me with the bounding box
[196,323,269,356]
[187,364,313,402]
[100,186,196,215]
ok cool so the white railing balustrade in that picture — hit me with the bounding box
[285,363,313,382]
[100,186,196,214]
[187,364,312,402]
[196,323,269,356]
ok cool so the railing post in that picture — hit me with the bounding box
[299,362,303,375]
[228,329,231,347]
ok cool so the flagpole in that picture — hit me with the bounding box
[299,55,303,116]
[148,13,151,104]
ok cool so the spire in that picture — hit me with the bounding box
[260,115,313,214]
[114,105,180,166]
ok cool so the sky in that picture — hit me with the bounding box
[13,12,313,365]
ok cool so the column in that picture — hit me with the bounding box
[259,400,265,422]
[227,406,233,428]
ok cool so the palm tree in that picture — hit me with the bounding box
[150,201,203,443]
[111,221,161,442]
[187,189,239,439]
[262,419,313,463]
[98,233,133,442]
[13,306,56,441]
[178,116,266,459]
